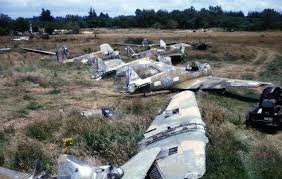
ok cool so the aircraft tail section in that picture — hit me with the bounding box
[91,58,107,80]
[126,46,136,56]
[160,39,167,49]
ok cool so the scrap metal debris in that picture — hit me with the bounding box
[81,107,114,119]
[246,86,282,128]
[21,47,56,55]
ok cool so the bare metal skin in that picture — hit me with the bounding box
[115,61,272,94]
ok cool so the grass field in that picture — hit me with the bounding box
[0,29,282,177]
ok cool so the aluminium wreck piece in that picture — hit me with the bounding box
[122,91,208,179]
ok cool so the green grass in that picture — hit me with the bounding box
[241,73,255,80]
[0,131,7,165]
[25,119,62,141]
[7,140,54,172]
[26,101,42,110]
[0,125,15,166]
[249,145,282,178]
[203,128,249,179]
[82,122,145,164]
[260,55,282,85]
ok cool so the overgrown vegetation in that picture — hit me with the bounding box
[5,139,54,171]
[204,127,249,178]
[260,55,282,85]
[25,119,62,141]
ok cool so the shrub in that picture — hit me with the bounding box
[26,101,42,110]
[260,55,282,85]
[249,145,282,178]
[82,122,144,164]
[204,127,249,179]
[7,140,53,171]
[25,119,62,141]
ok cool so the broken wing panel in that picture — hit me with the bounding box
[21,47,56,55]
[121,148,161,179]
[139,91,208,179]
[0,167,31,179]
[174,76,272,90]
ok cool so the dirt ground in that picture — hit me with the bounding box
[0,29,282,177]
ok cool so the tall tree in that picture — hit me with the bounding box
[39,8,54,22]
[88,7,97,18]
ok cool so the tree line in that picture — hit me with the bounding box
[0,6,281,35]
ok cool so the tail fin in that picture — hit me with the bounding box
[160,39,167,49]
[125,46,136,56]
[115,66,141,93]
[56,45,69,63]
[126,67,141,93]
[91,58,107,79]
[180,46,186,54]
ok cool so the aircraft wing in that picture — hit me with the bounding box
[121,148,161,179]
[0,167,31,179]
[173,76,272,90]
[112,43,159,47]
[21,47,56,55]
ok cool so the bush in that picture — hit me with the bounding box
[250,145,282,178]
[203,127,249,179]
[26,101,42,110]
[7,140,53,171]
[25,119,62,141]
[260,55,282,85]
[82,122,144,164]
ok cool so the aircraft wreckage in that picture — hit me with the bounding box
[1,40,276,179]
[114,61,272,94]
[0,91,208,179]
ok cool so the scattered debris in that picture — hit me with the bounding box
[0,155,124,179]
[53,29,73,35]
[21,47,56,55]
[0,48,11,53]
[13,36,29,41]
[81,107,114,119]
[246,86,282,128]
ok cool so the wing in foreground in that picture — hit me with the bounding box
[123,91,208,179]
[174,76,272,90]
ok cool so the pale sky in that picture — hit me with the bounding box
[0,0,281,18]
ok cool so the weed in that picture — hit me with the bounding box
[82,121,144,164]
[6,139,53,171]
[26,101,42,110]
[124,37,145,45]
[47,89,61,95]
[25,119,62,141]
[249,145,282,178]
[83,47,93,53]
[14,74,49,88]
[241,73,255,80]
[260,55,282,85]
[203,127,249,179]
[23,94,35,101]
